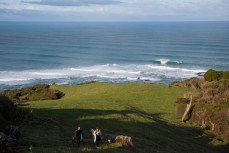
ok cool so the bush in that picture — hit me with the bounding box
[223,71,229,80]
[204,69,220,82]
[204,69,229,82]
[4,84,65,103]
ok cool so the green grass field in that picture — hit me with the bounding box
[18,82,229,153]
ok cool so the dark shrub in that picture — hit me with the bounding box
[204,69,220,82]
[204,69,229,82]
[4,84,64,103]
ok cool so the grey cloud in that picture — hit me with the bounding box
[0,8,63,21]
[23,0,121,6]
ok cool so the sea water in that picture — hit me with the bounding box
[0,22,229,90]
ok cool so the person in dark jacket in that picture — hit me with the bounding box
[72,126,84,147]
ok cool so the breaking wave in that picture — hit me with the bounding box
[153,58,183,65]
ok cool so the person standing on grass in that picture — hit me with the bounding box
[74,126,84,147]
[95,127,102,146]
[91,129,96,143]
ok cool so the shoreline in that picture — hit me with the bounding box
[0,80,177,93]
[0,73,206,92]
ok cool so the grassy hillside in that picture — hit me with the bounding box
[18,82,229,153]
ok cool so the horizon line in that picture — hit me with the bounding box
[0,20,229,23]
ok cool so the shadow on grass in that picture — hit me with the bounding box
[19,107,229,153]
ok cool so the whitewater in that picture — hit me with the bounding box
[0,62,206,90]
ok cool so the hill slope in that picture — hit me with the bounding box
[18,82,229,153]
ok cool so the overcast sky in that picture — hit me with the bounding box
[0,0,229,21]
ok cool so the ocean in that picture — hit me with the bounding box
[0,22,229,91]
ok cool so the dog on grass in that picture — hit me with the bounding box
[115,135,133,147]
[106,134,133,147]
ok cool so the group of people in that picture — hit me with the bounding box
[72,126,102,147]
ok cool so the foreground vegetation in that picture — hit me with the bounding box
[12,82,228,153]
[173,70,229,141]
